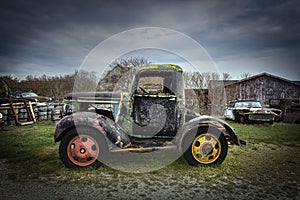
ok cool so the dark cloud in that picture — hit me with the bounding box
[0,0,299,80]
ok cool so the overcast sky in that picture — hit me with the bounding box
[0,0,299,80]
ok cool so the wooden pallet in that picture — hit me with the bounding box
[8,96,36,126]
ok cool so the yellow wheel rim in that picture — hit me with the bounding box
[191,133,222,164]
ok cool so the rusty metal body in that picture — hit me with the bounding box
[54,64,243,168]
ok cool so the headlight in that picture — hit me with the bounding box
[0,113,2,119]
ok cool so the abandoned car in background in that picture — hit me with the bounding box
[0,92,52,106]
[10,92,53,103]
[54,64,244,169]
[224,99,282,124]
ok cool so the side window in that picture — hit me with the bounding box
[227,102,234,108]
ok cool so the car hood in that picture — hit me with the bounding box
[25,95,49,102]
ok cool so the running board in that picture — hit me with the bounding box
[110,145,177,153]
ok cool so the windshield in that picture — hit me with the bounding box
[22,92,38,97]
[137,76,169,94]
[234,101,262,108]
[133,70,177,95]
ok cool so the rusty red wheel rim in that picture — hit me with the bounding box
[67,135,100,167]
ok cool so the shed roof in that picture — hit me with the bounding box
[225,72,300,87]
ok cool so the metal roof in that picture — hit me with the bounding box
[138,64,183,72]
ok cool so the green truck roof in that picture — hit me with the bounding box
[138,64,183,72]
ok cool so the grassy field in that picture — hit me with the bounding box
[0,121,299,199]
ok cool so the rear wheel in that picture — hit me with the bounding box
[59,127,108,169]
[183,126,228,166]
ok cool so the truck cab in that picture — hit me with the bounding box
[129,65,184,138]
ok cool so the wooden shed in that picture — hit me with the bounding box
[224,73,300,105]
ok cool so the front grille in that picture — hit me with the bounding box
[249,114,274,121]
[132,96,177,137]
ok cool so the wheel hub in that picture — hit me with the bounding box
[80,148,86,154]
[191,133,221,164]
[201,143,213,155]
[67,135,100,167]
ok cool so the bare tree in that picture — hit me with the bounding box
[190,72,227,116]
[98,56,151,92]
[240,72,252,79]
[183,71,204,89]
[0,75,19,95]
[49,75,74,101]
[73,70,98,92]
[211,72,220,81]
[201,72,212,89]
[222,73,232,80]
[183,71,227,114]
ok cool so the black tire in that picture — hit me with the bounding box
[59,126,108,169]
[234,113,240,122]
[274,116,282,122]
[183,126,228,166]
[240,116,246,124]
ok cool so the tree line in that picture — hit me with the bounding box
[0,57,251,102]
[0,71,97,101]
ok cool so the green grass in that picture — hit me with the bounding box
[230,122,300,146]
[0,121,62,179]
[0,121,299,199]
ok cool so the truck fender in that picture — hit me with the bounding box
[177,115,243,151]
[54,112,131,148]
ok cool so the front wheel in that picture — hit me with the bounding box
[59,127,108,169]
[183,126,228,166]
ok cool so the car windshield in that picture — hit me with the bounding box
[234,101,262,108]
[22,92,38,97]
